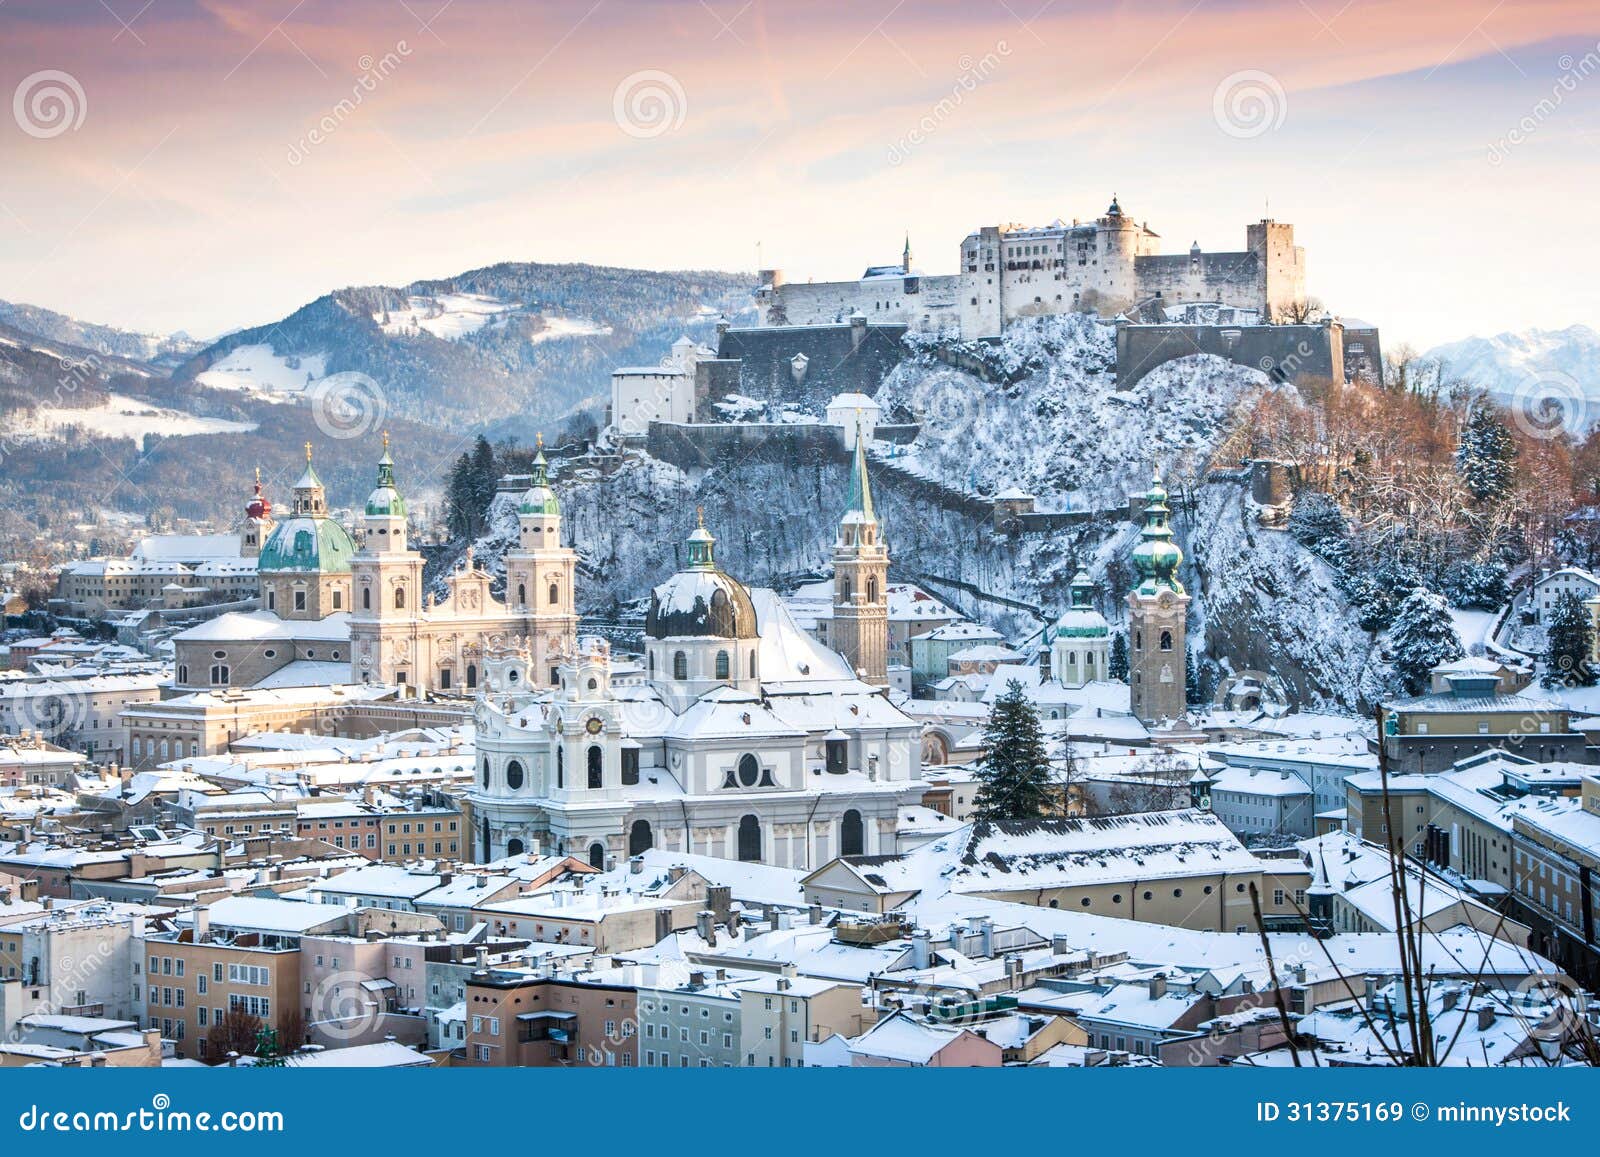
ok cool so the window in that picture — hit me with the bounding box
[294,590,307,612]
[362,587,371,610]
[715,650,730,680]
[548,582,560,605]
[505,760,524,790]
[1159,630,1173,651]
[587,745,603,789]
[737,753,761,788]
[517,583,526,606]
[394,587,406,610]
[673,651,688,681]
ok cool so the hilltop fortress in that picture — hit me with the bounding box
[755,196,1307,337]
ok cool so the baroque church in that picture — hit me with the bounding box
[468,434,924,871]
[170,438,578,698]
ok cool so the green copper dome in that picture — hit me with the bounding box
[519,450,560,516]
[1131,473,1184,595]
[364,449,407,517]
[258,516,357,574]
[1054,568,1109,637]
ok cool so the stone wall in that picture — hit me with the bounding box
[1115,320,1348,388]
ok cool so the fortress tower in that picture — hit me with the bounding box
[1126,473,1190,725]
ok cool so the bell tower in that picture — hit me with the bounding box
[832,418,889,686]
[351,435,425,683]
[1126,472,1190,725]
[503,435,579,687]
[240,468,274,557]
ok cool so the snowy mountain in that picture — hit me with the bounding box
[0,298,200,369]
[175,263,753,437]
[1425,325,1600,429]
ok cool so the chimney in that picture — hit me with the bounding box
[1148,974,1167,1000]
[1477,1006,1496,1031]
[688,970,705,989]
[978,918,994,959]
[475,946,488,969]
[629,855,644,875]
[1051,934,1072,956]
[706,884,732,926]
[808,903,824,926]
[695,910,716,947]
[910,928,931,970]
[777,977,791,992]
[193,906,210,943]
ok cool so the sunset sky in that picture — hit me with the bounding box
[0,0,1596,347]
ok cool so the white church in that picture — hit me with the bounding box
[468,435,926,871]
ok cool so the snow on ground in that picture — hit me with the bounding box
[5,394,257,442]
[195,344,328,395]
[1449,607,1497,654]
[527,314,613,343]
[375,292,514,341]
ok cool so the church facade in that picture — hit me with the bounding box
[469,452,920,871]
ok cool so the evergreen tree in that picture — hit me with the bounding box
[1456,405,1517,503]
[1108,631,1129,681]
[1388,587,1464,694]
[1544,590,1597,688]
[1288,491,1348,554]
[445,451,477,539]
[468,434,498,521]
[1440,558,1510,610]
[973,680,1055,822]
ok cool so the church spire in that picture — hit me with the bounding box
[902,232,913,274]
[686,506,716,570]
[842,415,877,526]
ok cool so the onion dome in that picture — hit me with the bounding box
[645,513,758,640]
[364,434,407,517]
[258,517,356,574]
[519,440,560,516]
[245,468,272,520]
[1131,472,1184,595]
[1054,569,1109,638]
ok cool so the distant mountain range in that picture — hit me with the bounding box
[170,262,754,438]
[1424,325,1600,430]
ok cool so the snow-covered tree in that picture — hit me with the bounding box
[973,679,1055,822]
[1288,491,1347,553]
[1544,590,1596,688]
[1456,405,1517,503]
[1388,587,1464,694]
[1108,632,1129,682]
[1440,558,1509,611]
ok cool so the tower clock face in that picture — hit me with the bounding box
[585,716,603,735]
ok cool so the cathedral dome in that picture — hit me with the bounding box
[645,520,758,640]
[364,442,407,517]
[518,447,560,516]
[258,517,357,574]
[1055,567,1108,637]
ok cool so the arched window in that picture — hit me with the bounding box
[517,583,526,606]
[177,665,188,684]
[749,650,757,678]
[466,664,477,689]
[588,842,605,870]
[210,664,229,686]
[481,759,490,788]
[715,650,730,680]
[673,651,687,681]
[737,815,762,863]
[841,577,853,603]
[1159,630,1173,652]
[629,820,653,857]
[505,760,524,790]
[737,753,761,788]
[556,745,564,788]
[1135,631,1143,651]
[362,587,371,610]
[868,577,878,603]
[506,837,525,857]
[841,809,865,857]
[394,586,406,610]
[548,582,559,606]
[587,745,603,789]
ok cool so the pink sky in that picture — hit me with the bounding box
[1,0,1597,347]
